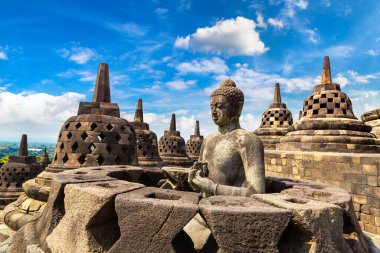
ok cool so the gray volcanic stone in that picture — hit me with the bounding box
[45,180,143,253]
[253,193,353,253]
[199,196,292,253]
[109,187,199,253]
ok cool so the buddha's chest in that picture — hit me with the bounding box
[201,137,242,183]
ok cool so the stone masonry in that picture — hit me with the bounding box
[264,149,380,235]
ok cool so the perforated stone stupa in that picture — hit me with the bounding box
[158,114,192,167]
[0,135,42,209]
[185,120,204,162]
[278,56,380,153]
[362,108,380,139]
[255,83,293,149]
[40,148,50,169]
[0,63,137,234]
[130,99,162,167]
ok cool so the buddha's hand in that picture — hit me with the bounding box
[189,162,217,198]
[188,161,202,192]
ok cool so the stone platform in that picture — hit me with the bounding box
[264,149,380,236]
[0,165,370,252]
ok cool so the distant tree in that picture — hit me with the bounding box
[0,156,9,164]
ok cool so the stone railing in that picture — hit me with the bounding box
[265,149,380,235]
[1,165,369,252]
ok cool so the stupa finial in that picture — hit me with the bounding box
[170,114,176,131]
[134,99,144,123]
[321,56,332,85]
[19,134,28,157]
[194,120,200,135]
[92,63,111,103]
[274,83,282,103]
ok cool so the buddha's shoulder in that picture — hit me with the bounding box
[204,131,220,141]
[204,129,261,143]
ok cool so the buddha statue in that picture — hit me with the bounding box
[188,78,265,197]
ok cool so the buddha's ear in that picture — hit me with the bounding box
[237,101,244,114]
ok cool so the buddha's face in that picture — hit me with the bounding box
[210,95,233,127]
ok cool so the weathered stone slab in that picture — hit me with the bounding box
[253,193,353,253]
[109,187,199,253]
[45,180,143,253]
[199,196,292,253]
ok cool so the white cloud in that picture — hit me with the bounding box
[58,69,128,85]
[349,90,380,116]
[107,22,149,37]
[166,79,196,90]
[347,70,380,84]
[213,64,318,96]
[58,69,97,82]
[268,18,284,29]
[174,16,268,56]
[293,0,308,9]
[335,74,349,87]
[174,36,190,49]
[0,51,8,60]
[282,63,293,75]
[322,0,331,7]
[175,57,229,75]
[256,13,267,29]
[57,46,97,64]
[366,49,378,56]
[0,46,9,60]
[326,45,354,58]
[334,70,380,87]
[0,91,85,141]
[154,8,168,18]
[240,113,261,132]
[178,0,191,11]
[304,28,319,44]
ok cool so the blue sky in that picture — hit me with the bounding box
[0,0,380,142]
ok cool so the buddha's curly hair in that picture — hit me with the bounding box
[211,78,244,118]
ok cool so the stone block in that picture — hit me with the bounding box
[368,176,378,187]
[360,214,374,226]
[253,193,352,253]
[363,164,378,176]
[360,205,371,215]
[46,181,144,253]
[364,223,377,234]
[199,196,292,253]
[109,187,199,253]
[352,195,367,205]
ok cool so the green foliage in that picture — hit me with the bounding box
[0,156,9,164]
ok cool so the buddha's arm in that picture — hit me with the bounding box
[214,184,254,196]
[240,135,266,194]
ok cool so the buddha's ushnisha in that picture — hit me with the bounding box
[188,78,265,197]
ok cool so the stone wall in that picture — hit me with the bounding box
[264,150,380,234]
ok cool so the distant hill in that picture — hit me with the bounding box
[0,141,56,158]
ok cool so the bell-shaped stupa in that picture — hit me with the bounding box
[158,114,192,167]
[0,135,42,209]
[185,120,204,161]
[1,63,137,233]
[130,99,163,167]
[278,56,380,153]
[254,83,293,149]
[40,148,50,169]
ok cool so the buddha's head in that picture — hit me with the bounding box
[210,78,244,127]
